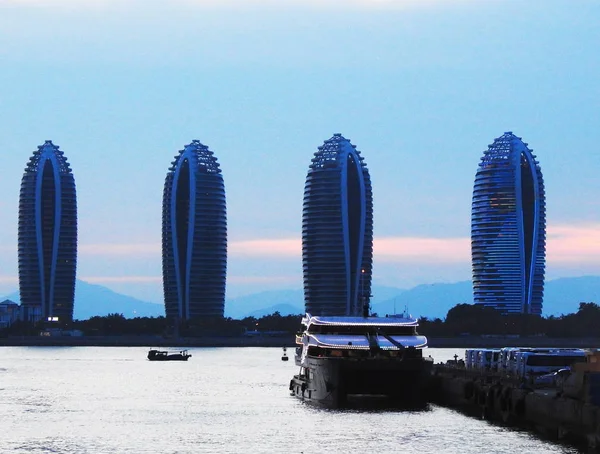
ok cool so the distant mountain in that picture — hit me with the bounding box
[225,289,304,319]
[224,285,406,319]
[2,279,164,320]
[371,281,473,319]
[371,276,600,319]
[3,276,598,321]
[543,276,600,316]
[245,304,304,318]
[224,276,600,320]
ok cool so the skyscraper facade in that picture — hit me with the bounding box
[302,134,373,316]
[18,141,78,323]
[471,132,546,315]
[162,140,227,321]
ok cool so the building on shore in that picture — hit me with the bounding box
[471,132,546,315]
[302,133,373,316]
[18,141,78,323]
[0,299,20,329]
[162,140,227,321]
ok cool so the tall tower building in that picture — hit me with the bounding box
[162,140,227,321]
[471,132,546,315]
[18,141,77,323]
[302,134,373,316]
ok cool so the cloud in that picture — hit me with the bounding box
[547,224,600,263]
[80,275,162,284]
[227,236,471,263]
[74,223,600,267]
[229,239,300,257]
[374,237,470,263]
[228,275,300,285]
[80,275,299,286]
[79,243,160,256]
[7,222,600,288]
[0,275,18,285]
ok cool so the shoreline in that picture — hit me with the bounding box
[1,335,600,348]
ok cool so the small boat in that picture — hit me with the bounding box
[147,349,192,361]
[282,347,289,361]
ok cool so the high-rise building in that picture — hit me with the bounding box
[471,132,546,315]
[18,141,77,323]
[162,140,227,321]
[302,134,373,316]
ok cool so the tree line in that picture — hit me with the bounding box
[1,312,302,337]
[418,302,600,338]
[2,302,600,338]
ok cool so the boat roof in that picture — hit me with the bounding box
[306,334,428,350]
[302,313,418,328]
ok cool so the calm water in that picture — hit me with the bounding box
[0,347,584,453]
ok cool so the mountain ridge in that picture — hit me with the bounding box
[3,276,600,320]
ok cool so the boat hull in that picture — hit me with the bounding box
[147,350,192,361]
[290,354,433,408]
[148,355,190,361]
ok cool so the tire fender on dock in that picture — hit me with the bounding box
[499,387,513,423]
[464,381,475,400]
[515,396,526,417]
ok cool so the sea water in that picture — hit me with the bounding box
[0,347,583,453]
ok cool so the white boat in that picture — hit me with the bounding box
[290,313,433,408]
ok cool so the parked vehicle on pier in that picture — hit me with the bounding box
[475,349,501,371]
[499,347,520,373]
[515,350,586,378]
[506,348,555,375]
[465,349,475,369]
[533,367,572,388]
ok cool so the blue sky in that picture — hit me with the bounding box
[0,0,599,303]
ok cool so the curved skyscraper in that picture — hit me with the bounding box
[18,141,77,323]
[471,132,546,315]
[162,140,227,321]
[302,134,373,316]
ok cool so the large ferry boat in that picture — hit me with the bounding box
[290,313,433,407]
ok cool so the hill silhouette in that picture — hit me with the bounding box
[2,280,164,320]
[4,276,600,320]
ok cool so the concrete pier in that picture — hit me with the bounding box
[430,365,600,449]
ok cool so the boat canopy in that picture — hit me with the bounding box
[302,313,418,330]
[306,333,428,350]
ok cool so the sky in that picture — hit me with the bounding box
[0,0,599,304]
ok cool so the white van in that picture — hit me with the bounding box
[476,349,501,371]
[465,349,473,369]
[515,350,586,378]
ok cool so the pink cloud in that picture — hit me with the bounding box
[374,237,470,263]
[79,243,160,256]
[229,239,301,257]
[228,275,300,285]
[547,224,600,263]
[0,275,18,285]
[34,222,600,269]
[80,276,162,284]
[227,236,472,263]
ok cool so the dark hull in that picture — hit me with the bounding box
[147,350,191,361]
[148,355,190,361]
[290,355,433,408]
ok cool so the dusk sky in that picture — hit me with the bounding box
[0,0,599,304]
